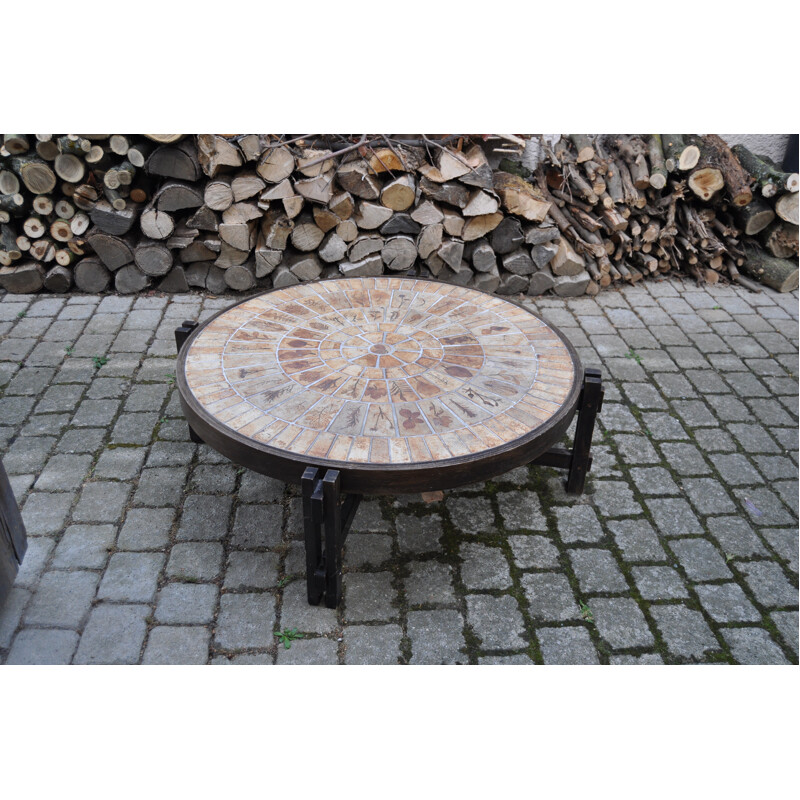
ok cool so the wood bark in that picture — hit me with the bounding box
[740,245,799,292]
[147,140,201,181]
[0,262,45,292]
[774,192,798,225]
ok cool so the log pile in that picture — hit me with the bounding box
[1,133,797,297]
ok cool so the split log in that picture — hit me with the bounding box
[219,221,256,251]
[380,175,416,211]
[349,235,384,262]
[197,134,243,177]
[495,272,529,295]
[380,214,419,236]
[134,239,173,276]
[434,148,471,181]
[531,241,559,269]
[283,196,304,219]
[462,212,503,241]
[329,192,354,220]
[222,202,262,225]
[89,200,139,235]
[44,265,73,292]
[381,236,417,271]
[257,146,296,183]
[528,267,556,296]
[74,257,112,292]
[318,232,348,263]
[492,172,550,221]
[157,266,189,293]
[115,264,150,294]
[419,178,469,208]
[442,209,464,237]
[367,145,423,174]
[458,145,494,191]
[463,190,500,217]
[740,245,799,292]
[471,263,501,293]
[550,237,585,276]
[272,264,301,288]
[72,184,99,211]
[692,134,753,206]
[238,135,263,162]
[472,240,497,272]
[261,211,294,250]
[290,218,325,251]
[261,178,294,201]
[490,217,524,254]
[731,144,799,196]
[502,249,535,275]
[215,243,250,268]
[254,240,283,275]
[0,262,45,293]
[156,180,204,212]
[29,238,55,262]
[297,149,335,177]
[181,240,217,264]
[140,204,175,240]
[295,173,335,204]
[438,239,464,271]
[569,135,595,163]
[339,254,383,278]
[417,225,443,259]
[231,171,266,202]
[647,135,668,190]
[205,265,228,294]
[312,207,340,233]
[335,160,381,199]
[188,205,219,232]
[147,140,202,181]
[410,200,444,226]
[553,271,591,296]
[287,252,322,282]
[86,229,136,270]
[775,192,798,225]
[354,201,393,229]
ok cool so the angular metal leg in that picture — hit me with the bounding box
[174,320,203,444]
[301,467,362,608]
[565,367,604,495]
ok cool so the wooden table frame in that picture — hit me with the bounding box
[174,289,603,609]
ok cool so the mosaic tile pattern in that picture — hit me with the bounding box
[183,278,576,465]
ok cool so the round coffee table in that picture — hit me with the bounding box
[175,276,603,606]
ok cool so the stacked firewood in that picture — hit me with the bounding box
[1,133,797,297]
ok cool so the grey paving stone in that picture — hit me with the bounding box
[21,492,74,535]
[35,384,84,414]
[345,533,393,568]
[466,594,526,650]
[94,447,147,480]
[71,398,120,428]
[642,412,689,441]
[600,403,640,432]
[609,654,664,664]
[167,542,223,581]
[210,652,272,665]
[396,513,444,553]
[670,538,732,582]
[276,637,338,665]
[24,570,99,629]
[460,542,512,590]
[350,500,391,532]
[52,525,116,570]
[645,498,704,536]
[230,504,283,549]
[132,467,188,507]
[680,478,738,515]
[708,453,765,487]
[591,598,654,649]
[142,626,211,665]
[569,549,628,594]
[738,562,796,608]
[0,587,29,649]
[98,552,165,603]
[4,435,56,474]
[613,434,662,465]
[650,605,719,660]
[110,413,159,445]
[448,496,496,533]
[733,487,796,526]
[177,494,233,541]
[711,395,751,422]
[629,467,680,496]
[478,654,534,664]
[73,604,150,665]
[20,413,71,438]
[405,561,457,606]
[521,573,580,622]
[693,428,737,453]
[117,507,175,551]
[609,519,668,562]
[224,551,279,590]
[592,480,641,518]
[723,628,789,665]
[145,441,196,469]
[344,572,397,622]
[727,423,780,454]
[621,383,668,410]
[631,566,689,600]
[408,609,466,664]
[536,626,598,664]
[508,535,560,569]
[771,611,799,656]
[5,366,56,396]
[762,528,799,573]
[155,582,218,625]
[238,471,284,503]
[6,628,79,665]
[214,593,276,650]
[13,536,55,588]
[55,428,106,455]
[344,624,403,665]
[86,376,129,399]
[554,505,604,543]
[33,454,93,492]
[189,463,237,494]
[695,582,761,623]
[279,580,339,633]
[73,481,131,523]
[706,517,768,559]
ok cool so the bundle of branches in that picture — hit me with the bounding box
[529,134,798,294]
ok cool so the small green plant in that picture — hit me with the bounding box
[166,373,176,385]
[580,601,594,624]
[16,310,26,318]
[712,305,721,310]
[92,355,109,369]
[274,628,304,649]
[277,576,292,588]
[159,416,167,424]
[625,348,642,364]
[65,345,73,356]
[725,552,734,563]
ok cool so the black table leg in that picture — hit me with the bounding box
[301,467,362,608]
[174,321,203,444]
[565,367,604,495]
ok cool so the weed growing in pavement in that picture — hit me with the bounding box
[625,348,642,364]
[92,355,108,369]
[274,628,304,649]
[580,601,594,624]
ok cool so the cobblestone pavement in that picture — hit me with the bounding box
[0,278,797,665]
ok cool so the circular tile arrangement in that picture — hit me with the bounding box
[182,277,577,467]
